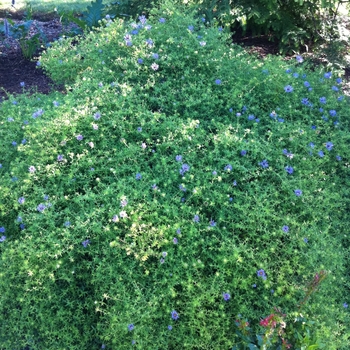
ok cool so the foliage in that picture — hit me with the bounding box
[0,1,349,348]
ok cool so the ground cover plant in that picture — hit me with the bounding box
[0,1,349,349]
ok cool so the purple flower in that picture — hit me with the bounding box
[57,155,64,162]
[325,142,333,151]
[212,170,217,176]
[168,325,172,330]
[285,166,294,174]
[176,155,182,162]
[145,38,154,47]
[222,292,231,301]
[82,239,90,247]
[94,112,101,120]
[137,127,142,132]
[76,135,83,141]
[137,58,143,64]
[18,197,25,204]
[318,150,325,157]
[159,18,166,23]
[0,227,5,233]
[215,79,222,85]
[284,85,293,93]
[282,225,289,233]
[120,211,127,218]
[259,159,269,169]
[152,184,158,190]
[241,150,247,156]
[0,234,6,242]
[135,173,142,180]
[257,269,267,280]
[29,166,36,173]
[128,324,135,331]
[171,310,179,320]
[37,203,46,212]
[193,215,200,223]
[93,124,99,130]
[160,258,165,264]
[162,252,167,258]
[176,228,181,234]
[296,55,303,63]
[98,82,103,88]
[324,72,332,79]
[209,219,216,227]
[112,215,119,222]
[139,15,147,25]
[173,238,178,244]
[294,189,302,197]
[224,164,232,171]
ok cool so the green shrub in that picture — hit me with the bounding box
[0,1,349,348]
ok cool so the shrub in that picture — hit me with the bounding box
[0,1,349,348]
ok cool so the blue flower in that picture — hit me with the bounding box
[233,180,237,186]
[309,142,315,148]
[18,197,25,204]
[324,72,332,79]
[82,239,90,247]
[64,221,71,227]
[224,164,232,171]
[332,86,339,91]
[338,96,344,101]
[215,79,222,85]
[285,166,294,174]
[152,53,159,59]
[336,155,342,161]
[248,114,255,121]
[319,97,327,104]
[168,325,173,330]
[294,189,302,196]
[257,269,267,280]
[209,219,216,227]
[285,69,291,73]
[94,112,101,120]
[0,236,6,242]
[325,142,333,151]
[259,160,269,169]
[176,155,182,162]
[193,215,200,223]
[0,227,5,233]
[12,141,17,146]
[296,55,303,63]
[282,225,289,233]
[293,73,299,78]
[173,237,178,244]
[311,125,316,130]
[336,78,342,84]
[128,324,135,331]
[222,292,231,301]
[343,302,348,308]
[304,81,310,87]
[241,150,247,156]
[37,203,46,212]
[137,58,143,64]
[318,150,325,157]
[176,228,181,234]
[135,173,142,180]
[180,164,190,175]
[159,18,166,23]
[301,98,309,106]
[171,310,179,320]
[278,118,284,123]
[188,25,194,31]
[20,224,25,230]
[284,85,293,93]
[303,238,308,243]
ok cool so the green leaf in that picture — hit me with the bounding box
[82,0,105,28]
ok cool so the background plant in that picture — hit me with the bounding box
[0,1,349,348]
